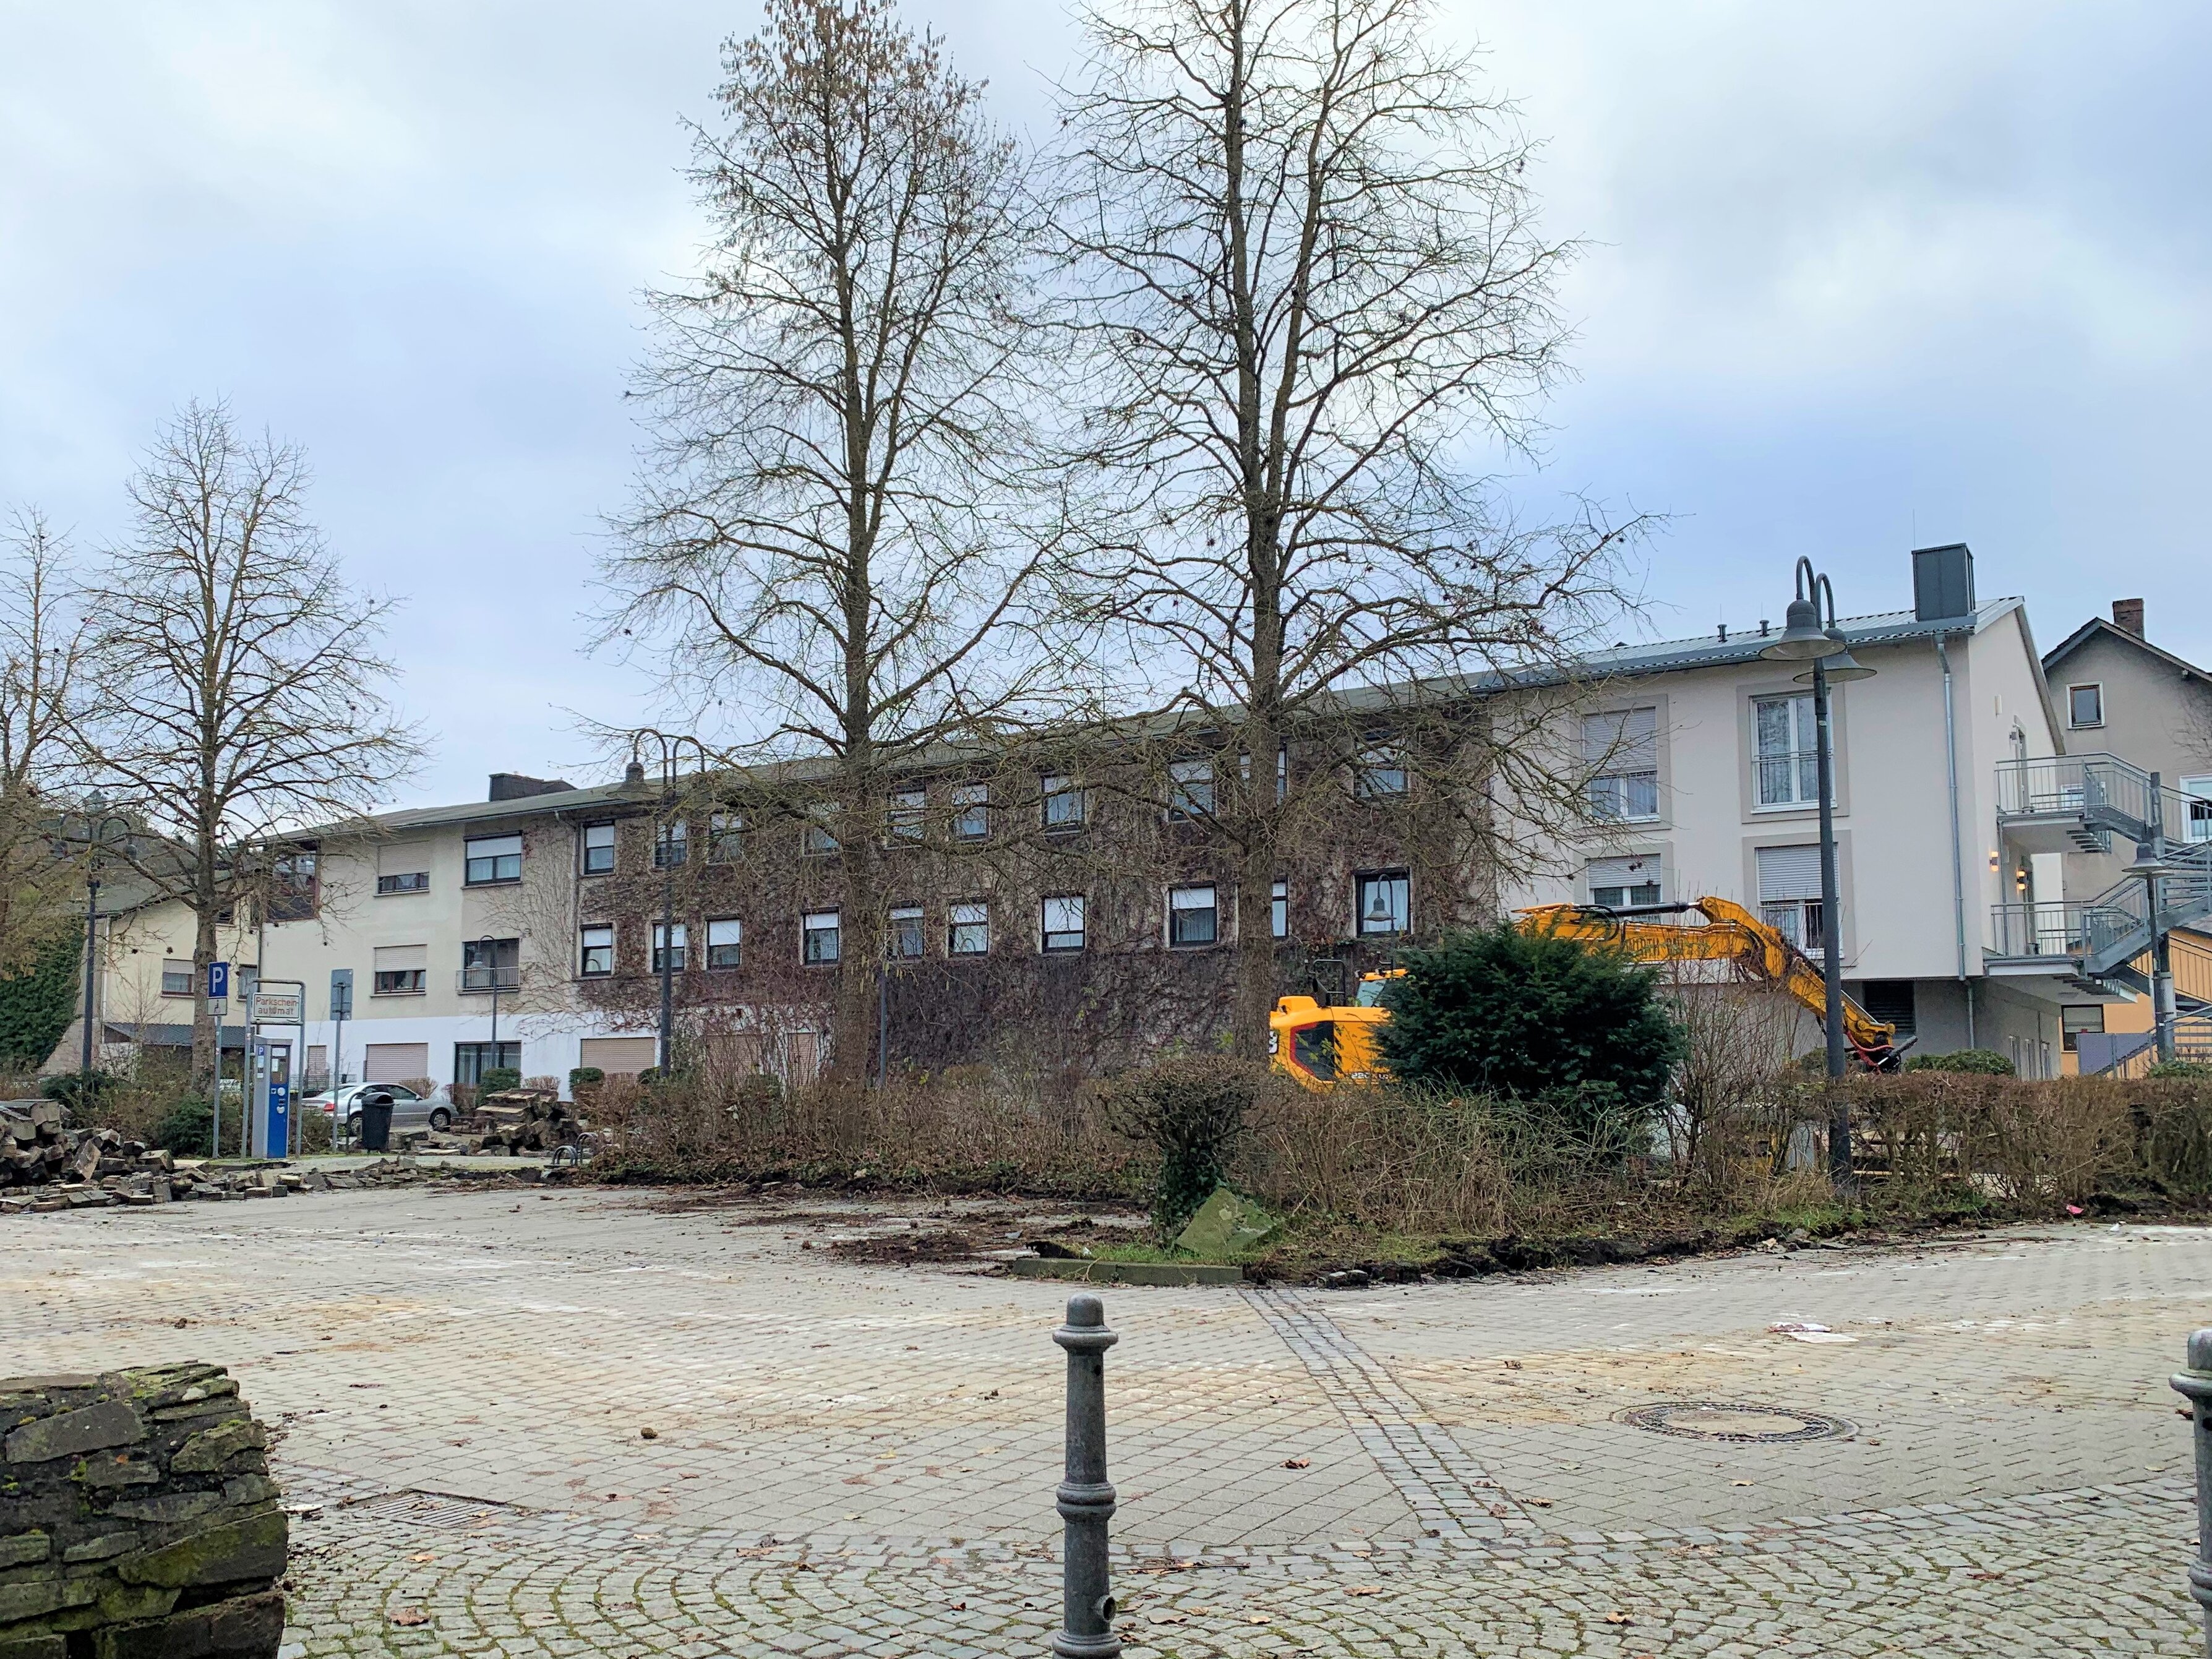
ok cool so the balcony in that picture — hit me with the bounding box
[456,967,521,995]
[1992,754,2165,854]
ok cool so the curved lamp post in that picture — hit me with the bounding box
[1760,556,1875,1189]
[64,795,133,1078]
[631,729,711,1076]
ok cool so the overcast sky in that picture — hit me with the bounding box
[2,2,2204,808]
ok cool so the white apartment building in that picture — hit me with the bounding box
[57,543,2148,1092]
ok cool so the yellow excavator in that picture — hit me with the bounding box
[1269,896,1904,1090]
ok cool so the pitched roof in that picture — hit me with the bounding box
[2043,616,2212,687]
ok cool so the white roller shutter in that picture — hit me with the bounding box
[1755,844,1824,902]
[580,1036,659,1076]
[364,1042,429,1083]
[373,944,428,971]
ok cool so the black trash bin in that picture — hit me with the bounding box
[359,1091,394,1153]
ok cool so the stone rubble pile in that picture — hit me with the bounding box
[397,1089,585,1157]
[0,1361,288,1659]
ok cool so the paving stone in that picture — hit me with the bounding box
[4,1190,2205,1653]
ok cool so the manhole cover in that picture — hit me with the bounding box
[1615,1402,1852,1444]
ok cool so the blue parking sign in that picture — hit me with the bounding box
[207,961,229,1002]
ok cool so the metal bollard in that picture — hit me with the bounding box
[2172,1329,2212,1658]
[1052,1293,1120,1658]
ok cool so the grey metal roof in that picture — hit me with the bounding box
[317,597,2029,836]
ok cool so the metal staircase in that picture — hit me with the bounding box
[1991,753,2212,979]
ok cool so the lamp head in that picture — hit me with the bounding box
[1758,593,1843,662]
[1795,629,1875,684]
[2130,839,2181,880]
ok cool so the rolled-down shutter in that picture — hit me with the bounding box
[364,1042,429,1083]
[580,1036,659,1076]
[1755,844,1824,902]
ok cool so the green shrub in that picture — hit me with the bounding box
[41,1068,119,1115]
[151,1106,213,1159]
[1905,1048,2015,1075]
[1103,1055,1264,1238]
[2146,1058,2212,1079]
[0,925,82,1071]
[479,1066,523,1094]
[1378,925,1683,1146]
[568,1066,606,1094]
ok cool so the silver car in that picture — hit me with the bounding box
[306,1081,458,1139]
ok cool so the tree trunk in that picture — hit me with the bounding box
[189,904,217,1094]
[826,771,880,1086]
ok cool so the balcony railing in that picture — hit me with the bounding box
[457,967,521,995]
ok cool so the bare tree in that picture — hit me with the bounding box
[0,509,94,978]
[602,0,1068,1081]
[1058,0,1645,1055]
[71,402,423,1088]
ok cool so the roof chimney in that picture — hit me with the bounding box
[1911,542,1975,624]
[2112,597,2145,638]
[488,772,575,802]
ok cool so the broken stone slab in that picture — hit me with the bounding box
[1172,1188,1283,1259]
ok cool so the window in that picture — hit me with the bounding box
[2180,778,2212,844]
[2060,1004,2106,1053]
[951,784,989,840]
[887,904,924,959]
[1355,739,1407,799]
[804,804,841,855]
[579,925,614,977]
[1042,895,1085,952]
[1043,774,1085,831]
[705,917,741,970]
[948,900,990,955]
[1272,879,1288,939]
[651,922,688,973]
[1167,759,1214,820]
[161,958,192,997]
[1168,883,1218,946]
[1755,844,1826,954]
[454,1041,521,1086]
[708,810,744,863]
[888,788,927,842]
[1356,871,1410,936]
[377,870,430,894]
[1585,706,1660,821]
[654,820,688,868]
[460,937,520,992]
[1586,854,1661,909]
[582,823,616,875]
[269,850,317,921]
[465,834,523,885]
[2067,683,2104,729]
[1753,693,1822,808]
[372,945,428,996]
[804,910,841,964]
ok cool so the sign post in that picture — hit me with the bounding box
[206,962,229,1159]
[328,969,353,1149]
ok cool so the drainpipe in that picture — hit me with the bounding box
[1937,635,1972,1047]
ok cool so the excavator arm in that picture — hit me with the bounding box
[1517,896,1903,1070]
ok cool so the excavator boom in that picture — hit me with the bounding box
[1517,897,1901,1068]
[1269,895,1901,1091]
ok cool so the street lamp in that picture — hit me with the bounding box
[1760,555,1875,1190]
[65,795,132,1079]
[632,729,711,1076]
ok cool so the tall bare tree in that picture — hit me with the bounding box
[602,0,1066,1081]
[72,402,422,1087]
[0,509,94,978]
[1058,0,1644,1054]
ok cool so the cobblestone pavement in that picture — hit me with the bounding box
[6,1185,2207,1653]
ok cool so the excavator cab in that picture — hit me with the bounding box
[1271,970,1402,1090]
